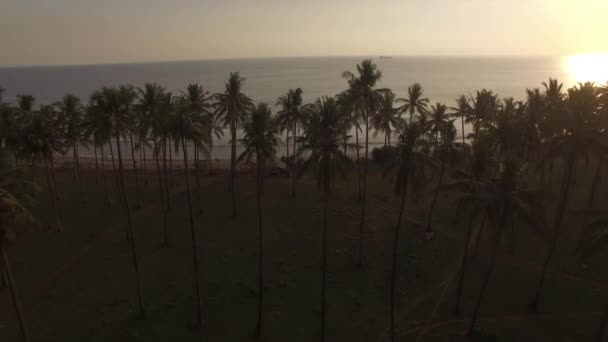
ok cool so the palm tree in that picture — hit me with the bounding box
[0,167,37,342]
[239,103,279,337]
[577,210,608,342]
[424,124,461,240]
[18,105,64,232]
[384,122,437,342]
[467,160,545,335]
[275,88,304,197]
[137,83,170,244]
[343,59,384,267]
[214,72,253,217]
[397,83,429,125]
[336,89,363,198]
[467,89,499,143]
[427,102,451,150]
[529,82,604,312]
[299,97,352,342]
[55,94,85,182]
[451,95,471,146]
[370,91,405,146]
[91,85,146,317]
[174,87,210,329]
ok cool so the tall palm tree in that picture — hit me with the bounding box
[427,102,451,150]
[451,95,471,146]
[384,122,437,342]
[18,105,64,232]
[91,85,146,317]
[424,124,461,240]
[529,82,604,312]
[299,97,352,342]
[0,167,37,342]
[239,103,279,337]
[370,91,405,146]
[397,83,429,125]
[467,89,499,143]
[275,88,304,197]
[174,87,210,329]
[336,89,363,198]
[467,160,545,335]
[343,59,384,267]
[55,94,85,182]
[214,72,253,217]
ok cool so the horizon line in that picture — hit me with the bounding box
[0,53,570,69]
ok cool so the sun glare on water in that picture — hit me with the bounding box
[567,54,608,84]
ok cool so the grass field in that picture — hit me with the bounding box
[1,164,607,341]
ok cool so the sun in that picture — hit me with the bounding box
[566,54,608,84]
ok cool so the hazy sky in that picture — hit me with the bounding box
[1,0,607,66]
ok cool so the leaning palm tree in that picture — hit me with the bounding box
[91,85,146,317]
[370,91,405,146]
[0,167,37,342]
[214,72,253,217]
[343,59,384,267]
[577,210,608,342]
[299,97,352,342]
[384,122,437,342]
[238,103,279,337]
[466,159,545,335]
[275,88,304,197]
[55,94,85,182]
[529,82,604,312]
[397,83,430,125]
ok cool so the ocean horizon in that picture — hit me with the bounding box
[0,56,582,161]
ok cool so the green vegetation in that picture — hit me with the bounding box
[0,63,607,342]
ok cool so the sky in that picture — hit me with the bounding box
[0,0,607,66]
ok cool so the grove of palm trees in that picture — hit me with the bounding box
[1,61,608,342]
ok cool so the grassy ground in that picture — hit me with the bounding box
[0,163,607,341]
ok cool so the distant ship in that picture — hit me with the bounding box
[380,56,392,59]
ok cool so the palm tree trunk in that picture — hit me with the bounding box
[129,130,139,188]
[320,153,330,342]
[0,242,30,342]
[355,126,361,201]
[390,164,411,342]
[471,212,488,257]
[467,207,509,335]
[529,156,576,312]
[461,115,465,146]
[357,113,369,267]
[181,137,203,329]
[94,144,100,184]
[168,139,173,186]
[254,148,264,337]
[100,143,110,205]
[230,123,237,217]
[425,160,445,239]
[597,303,608,342]
[115,133,146,318]
[72,141,78,182]
[453,207,480,315]
[194,145,201,189]
[44,156,63,233]
[155,141,169,247]
[291,121,297,198]
[142,142,148,186]
[163,139,172,211]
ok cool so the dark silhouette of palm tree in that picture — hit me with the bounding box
[55,94,85,183]
[397,83,429,125]
[427,102,451,150]
[299,97,352,342]
[529,82,604,312]
[343,59,384,267]
[0,167,37,342]
[214,73,253,217]
[91,85,146,318]
[371,91,405,146]
[276,88,304,197]
[451,95,471,146]
[239,103,279,337]
[384,122,436,342]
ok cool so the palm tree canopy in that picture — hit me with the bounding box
[397,83,430,120]
[239,103,279,164]
[370,91,405,138]
[214,72,254,130]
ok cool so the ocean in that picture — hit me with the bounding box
[0,56,578,162]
